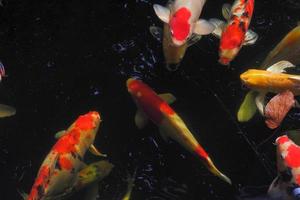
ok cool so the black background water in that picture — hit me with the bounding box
[0,0,300,199]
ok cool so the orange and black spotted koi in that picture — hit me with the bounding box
[219,0,255,65]
[28,111,100,200]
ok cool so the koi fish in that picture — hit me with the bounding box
[240,61,300,128]
[268,132,300,200]
[210,0,258,65]
[26,111,107,200]
[153,0,215,47]
[126,78,231,184]
[237,24,300,122]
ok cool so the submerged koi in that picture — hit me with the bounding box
[27,111,106,200]
[268,133,300,200]
[217,0,257,65]
[153,0,215,47]
[126,78,231,184]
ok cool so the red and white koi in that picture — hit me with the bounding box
[210,0,257,65]
[27,111,103,200]
[268,134,300,200]
[127,78,231,184]
[153,0,215,46]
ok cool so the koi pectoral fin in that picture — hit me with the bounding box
[243,30,258,46]
[149,26,163,42]
[222,3,232,20]
[208,18,226,39]
[158,93,176,104]
[194,19,215,35]
[187,34,202,47]
[255,92,266,116]
[89,144,107,157]
[237,90,258,122]
[153,4,170,23]
[135,109,148,129]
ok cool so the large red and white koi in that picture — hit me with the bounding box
[126,78,231,184]
[268,133,300,200]
[27,111,104,200]
[210,0,257,65]
[153,0,215,46]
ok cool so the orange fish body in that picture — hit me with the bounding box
[28,111,101,200]
[240,69,300,95]
[127,78,231,184]
[219,0,255,65]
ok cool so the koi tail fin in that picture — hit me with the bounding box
[195,145,232,184]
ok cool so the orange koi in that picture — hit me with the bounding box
[127,78,231,184]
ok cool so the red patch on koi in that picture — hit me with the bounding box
[59,156,73,170]
[220,25,244,50]
[160,103,175,116]
[195,145,209,159]
[52,129,81,154]
[170,7,191,41]
[28,166,50,200]
[75,113,95,130]
[285,144,300,168]
[277,135,289,145]
[296,175,300,185]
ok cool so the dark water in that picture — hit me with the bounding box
[0,0,300,199]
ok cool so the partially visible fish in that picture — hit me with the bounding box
[0,104,15,118]
[268,134,300,200]
[0,61,5,81]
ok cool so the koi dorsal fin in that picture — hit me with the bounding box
[266,60,295,73]
[222,3,232,21]
[153,4,170,23]
[135,109,148,129]
[158,93,176,104]
[187,34,202,47]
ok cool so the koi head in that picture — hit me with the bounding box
[219,25,244,65]
[53,111,101,157]
[240,69,269,90]
[127,78,144,99]
[169,7,192,46]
